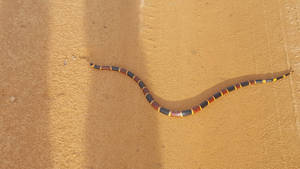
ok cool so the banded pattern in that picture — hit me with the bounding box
[90,63,293,118]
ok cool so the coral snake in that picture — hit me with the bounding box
[90,62,293,118]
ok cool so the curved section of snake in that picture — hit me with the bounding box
[90,62,293,118]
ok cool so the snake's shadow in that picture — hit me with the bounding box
[150,69,291,111]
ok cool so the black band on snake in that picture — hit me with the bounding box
[90,62,293,118]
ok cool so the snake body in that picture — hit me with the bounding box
[90,62,292,118]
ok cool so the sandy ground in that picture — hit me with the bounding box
[1,0,300,169]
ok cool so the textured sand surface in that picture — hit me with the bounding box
[1,0,300,169]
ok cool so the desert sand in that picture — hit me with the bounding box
[1,0,300,169]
